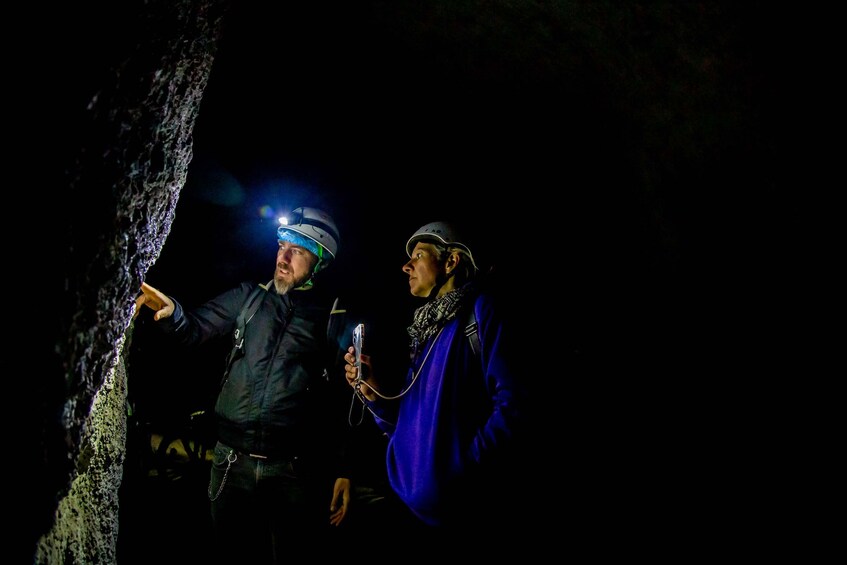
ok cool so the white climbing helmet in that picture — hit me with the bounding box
[405,221,478,270]
[277,206,339,272]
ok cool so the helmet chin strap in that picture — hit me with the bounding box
[295,253,323,290]
[296,277,314,290]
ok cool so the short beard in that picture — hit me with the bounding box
[273,273,311,295]
[273,257,317,295]
[273,278,294,295]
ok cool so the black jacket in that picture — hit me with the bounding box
[159,281,348,472]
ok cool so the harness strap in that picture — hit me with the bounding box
[463,306,480,357]
[221,282,270,388]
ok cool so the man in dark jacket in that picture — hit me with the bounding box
[135,206,351,562]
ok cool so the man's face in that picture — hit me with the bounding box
[274,241,318,293]
[402,242,445,298]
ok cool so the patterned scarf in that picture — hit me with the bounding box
[407,284,474,358]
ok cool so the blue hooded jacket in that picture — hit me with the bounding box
[366,288,524,526]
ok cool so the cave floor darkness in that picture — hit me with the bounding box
[118,426,215,563]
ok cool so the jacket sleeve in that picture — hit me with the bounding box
[157,282,253,347]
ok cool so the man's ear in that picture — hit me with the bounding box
[445,251,460,273]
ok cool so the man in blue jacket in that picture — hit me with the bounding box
[136,207,352,562]
[342,221,527,535]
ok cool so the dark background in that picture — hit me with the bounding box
[131,2,625,416]
[131,0,780,414]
